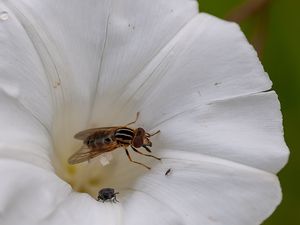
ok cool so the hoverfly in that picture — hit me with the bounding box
[68,113,161,169]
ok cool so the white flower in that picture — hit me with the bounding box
[0,0,289,225]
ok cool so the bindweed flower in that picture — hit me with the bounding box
[0,0,289,225]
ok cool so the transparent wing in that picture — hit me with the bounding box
[68,145,105,164]
[74,127,118,140]
[68,141,121,164]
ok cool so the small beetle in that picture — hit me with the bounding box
[97,188,119,203]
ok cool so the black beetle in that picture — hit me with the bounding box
[97,188,119,203]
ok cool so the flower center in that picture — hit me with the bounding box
[49,105,162,199]
[51,120,157,199]
[53,140,124,199]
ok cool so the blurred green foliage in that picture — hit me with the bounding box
[198,0,299,224]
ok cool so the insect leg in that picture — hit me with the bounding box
[124,112,140,126]
[142,145,152,152]
[131,146,161,161]
[125,148,151,170]
[113,196,119,203]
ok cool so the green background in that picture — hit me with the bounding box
[198,0,299,224]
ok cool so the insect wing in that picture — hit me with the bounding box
[74,127,118,140]
[68,144,117,164]
[68,145,100,164]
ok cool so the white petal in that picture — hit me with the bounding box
[118,151,281,225]
[155,91,289,173]
[104,13,288,173]
[0,160,122,225]
[0,1,53,129]
[1,0,107,136]
[4,0,198,126]
[0,93,52,170]
[112,14,272,125]
[0,2,54,169]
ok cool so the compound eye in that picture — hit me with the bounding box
[104,137,112,144]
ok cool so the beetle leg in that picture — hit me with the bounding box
[113,196,119,203]
[131,146,161,161]
[125,148,151,170]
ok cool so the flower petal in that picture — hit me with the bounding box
[4,0,199,126]
[112,14,272,125]
[155,91,289,173]
[0,93,52,170]
[0,1,53,129]
[104,13,288,173]
[118,151,281,225]
[0,2,53,169]
[0,160,122,225]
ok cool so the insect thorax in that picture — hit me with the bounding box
[114,127,134,144]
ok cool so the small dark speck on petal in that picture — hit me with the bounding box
[208,216,219,222]
[165,168,172,176]
[53,80,61,88]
